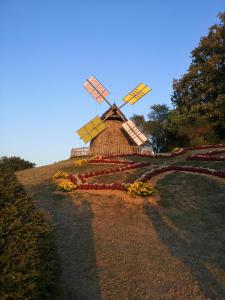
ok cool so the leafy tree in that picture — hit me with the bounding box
[0,156,35,173]
[132,13,225,151]
[171,12,225,142]
[131,104,171,152]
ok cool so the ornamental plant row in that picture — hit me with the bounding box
[137,165,225,182]
[78,182,127,191]
[67,165,225,192]
[188,143,225,150]
[88,159,134,164]
[187,155,225,161]
[77,162,151,183]
[198,149,225,156]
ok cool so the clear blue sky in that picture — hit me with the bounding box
[1,0,224,166]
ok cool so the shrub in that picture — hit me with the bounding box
[0,170,59,299]
[127,182,157,198]
[53,171,68,179]
[0,156,35,172]
[57,180,77,192]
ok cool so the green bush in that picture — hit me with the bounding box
[0,169,60,299]
[0,156,35,173]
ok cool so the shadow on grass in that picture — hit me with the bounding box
[28,180,102,300]
[144,172,225,299]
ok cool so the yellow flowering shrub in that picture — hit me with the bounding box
[127,182,157,197]
[75,159,88,167]
[53,171,68,179]
[57,180,77,192]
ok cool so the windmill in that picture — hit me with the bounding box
[76,76,152,156]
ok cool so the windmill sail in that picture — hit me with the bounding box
[77,116,106,144]
[83,76,110,104]
[123,83,151,105]
[122,120,148,146]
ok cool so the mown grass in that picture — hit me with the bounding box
[16,151,225,299]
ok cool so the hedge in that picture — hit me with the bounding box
[0,169,60,299]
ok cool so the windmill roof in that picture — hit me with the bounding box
[101,104,127,122]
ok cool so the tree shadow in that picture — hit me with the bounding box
[28,180,102,300]
[143,174,225,299]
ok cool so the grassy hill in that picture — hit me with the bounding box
[17,148,225,300]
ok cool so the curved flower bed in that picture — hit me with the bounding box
[77,162,151,184]
[55,144,225,194]
[186,149,225,161]
[187,155,225,161]
[199,149,225,156]
[188,143,225,150]
[89,159,134,164]
[137,165,225,182]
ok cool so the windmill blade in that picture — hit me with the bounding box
[76,116,106,144]
[119,83,152,109]
[122,120,148,146]
[83,76,112,107]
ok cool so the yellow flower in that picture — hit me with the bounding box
[75,159,88,167]
[57,180,77,192]
[127,182,157,197]
[53,171,68,179]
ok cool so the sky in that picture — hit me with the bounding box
[1,0,224,166]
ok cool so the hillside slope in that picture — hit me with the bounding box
[17,152,225,300]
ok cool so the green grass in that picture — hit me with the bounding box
[16,152,225,299]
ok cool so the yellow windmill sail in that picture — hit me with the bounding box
[123,83,152,105]
[76,116,106,144]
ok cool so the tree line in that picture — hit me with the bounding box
[132,12,225,153]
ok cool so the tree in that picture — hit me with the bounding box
[0,156,35,173]
[131,104,171,152]
[171,12,225,142]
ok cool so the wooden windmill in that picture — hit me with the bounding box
[76,76,152,156]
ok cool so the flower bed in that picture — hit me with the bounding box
[55,143,225,195]
[138,165,225,182]
[75,159,88,166]
[78,182,126,191]
[127,182,157,197]
[186,148,225,161]
[187,155,225,161]
[76,162,151,183]
[188,143,225,150]
[200,149,225,156]
[67,174,78,184]
[89,159,134,164]
[57,180,78,192]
